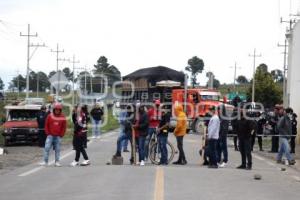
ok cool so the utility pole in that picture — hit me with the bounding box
[249,48,262,102]
[84,66,87,95]
[229,62,241,92]
[51,44,64,97]
[16,70,20,99]
[280,18,297,106]
[20,24,45,98]
[70,55,80,107]
[278,40,288,106]
[36,72,39,97]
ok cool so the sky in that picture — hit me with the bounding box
[0,0,300,89]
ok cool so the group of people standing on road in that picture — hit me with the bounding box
[114,100,188,166]
[37,102,104,167]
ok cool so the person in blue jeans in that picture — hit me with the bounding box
[90,103,103,139]
[145,99,161,160]
[40,103,67,167]
[157,109,171,165]
[276,107,296,165]
[114,105,135,163]
[133,105,149,166]
[119,108,129,152]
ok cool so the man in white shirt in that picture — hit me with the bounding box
[207,106,220,168]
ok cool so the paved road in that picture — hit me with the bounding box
[0,130,300,200]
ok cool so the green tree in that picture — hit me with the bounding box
[36,71,50,92]
[270,69,284,83]
[213,78,220,89]
[62,67,73,81]
[185,56,204,88]
[236,75,248,84]
[0,77,4,90]
[93,56,121,89]
[247,63,282,108]
[9,75,26,92]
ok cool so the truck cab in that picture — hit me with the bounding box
[2,100,42,146]
[171,88,233,132]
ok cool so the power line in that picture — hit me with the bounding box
[249,48,262,103]
[50,43,65,97]
[20,24,46,98]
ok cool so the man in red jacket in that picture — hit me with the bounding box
[40,103,67,167]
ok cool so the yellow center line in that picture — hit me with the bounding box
[154,167,164,200]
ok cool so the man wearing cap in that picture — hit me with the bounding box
[145,99,161,161]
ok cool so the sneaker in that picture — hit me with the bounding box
[55,162,62,167]
[96,136,101,139]
[288,160,296,165]
[276,160,282,164]
[219,162,227,168]
[81,160,91,166]
[91,136,96,139]
[70,161,79,167]
[39,161,48,166]
[140,160,145,166]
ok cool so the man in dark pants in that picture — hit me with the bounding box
[133,105,149,166]
[231,108,239,151]
[36,105,48,147]
[207,106,220,169]
[157,107,171,165]
[290,113,297,154]
[269,105,280,153]
[217,105,229,167]
[251,112,265,151]
[236,110,255,170]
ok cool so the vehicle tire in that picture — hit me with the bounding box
[192,118,203,134]
[149,141,175,165]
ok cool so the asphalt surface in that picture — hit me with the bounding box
[0,130,300,200]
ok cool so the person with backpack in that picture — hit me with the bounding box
[70,105,90,166]
[90,103,103,139]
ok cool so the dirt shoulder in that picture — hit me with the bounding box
[0,142,71,175]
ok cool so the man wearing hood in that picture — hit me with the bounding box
[173,105,187,165]
[40,103,67,167]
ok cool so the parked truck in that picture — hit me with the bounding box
[2,98,44,146]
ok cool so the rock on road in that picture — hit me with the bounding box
[0,130,300,200]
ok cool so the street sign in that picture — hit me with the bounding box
[49,71,68,91]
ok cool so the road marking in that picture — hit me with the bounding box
[291,175,300,182]
[18,140,94,177]
[154,167,164,200]
[253,154,265,161]
[18,131,119,177]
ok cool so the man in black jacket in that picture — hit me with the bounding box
[36,105,48,147]
[90,103,103,139]
[236,110,255,170]
[217,105,229,167]
[133,105,149,166]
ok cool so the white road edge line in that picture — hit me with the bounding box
[18,130,119,177]
[252,154,265,161]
